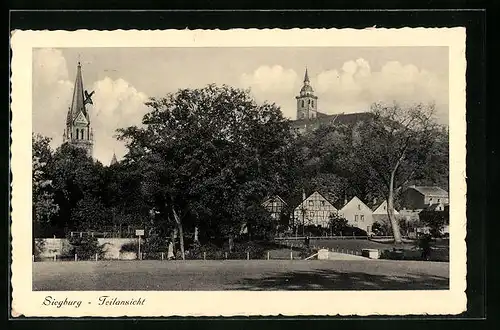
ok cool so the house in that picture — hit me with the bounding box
[372,200,400,224]
[293,191,338,228]
[339,196,374,234]
[262,195,288,220]
[401,186,449,210]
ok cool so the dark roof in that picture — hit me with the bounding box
[290,111,373,129]
[408,186,448,196]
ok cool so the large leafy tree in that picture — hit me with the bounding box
[351,102,447,244]
[118,85,296,258]
[32,134,59,239]
[48,143,107,233]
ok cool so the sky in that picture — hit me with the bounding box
[32,47,449,165]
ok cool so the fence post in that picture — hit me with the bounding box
[75,254,77,261]
[247,251,249,260]
[290,251,293,260]
[53,255,56,262]
[161,252,164,261]
[95,253,98,261]
[203,252,206,260]
[225,252,228,259]
[267,251,270,260]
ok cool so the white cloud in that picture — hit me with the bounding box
[240,65,300,119]
[32,48,149,165]
[90,77,149,164]
[240,65,298,94]
[314,58,448,122]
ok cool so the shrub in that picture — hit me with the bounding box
[120,242,138,253]
[34,239,45,259]
[67,235,104,260]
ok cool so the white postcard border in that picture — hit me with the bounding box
[11,28,467,317]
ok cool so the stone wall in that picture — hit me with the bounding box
[35,237,140,260]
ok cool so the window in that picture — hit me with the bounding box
[301,100,305,107]
[360,215,365,222]
[309,201,314,206]
[321,201,325,206]
[429,197,433,202]
[312,100,314,107]
[437,198,441,203]
[383,206,386,210]
[358,204,361,210]
[354,215,358,222]
[310,211,315,217]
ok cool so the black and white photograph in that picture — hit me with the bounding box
[11,28,467,317]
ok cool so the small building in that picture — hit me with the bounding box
[262,195,288,220]
[339,196,374,234]
[293,191,338,228]
[372,200,400,224]
[401,186,449,210]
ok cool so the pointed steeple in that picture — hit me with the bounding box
[69,62,87,123]
[110,152,118,166]
[304,67,310,84]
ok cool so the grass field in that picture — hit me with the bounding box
[33,259,449,291]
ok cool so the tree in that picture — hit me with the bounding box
[352,102,446,244]
[48,143,107,234]
[419,210,448,238]
[32,134,59,240]
[118,85,295,258]
[328,213,348,235]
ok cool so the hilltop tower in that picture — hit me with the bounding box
[295,68,318,120]
[63,62,94,157]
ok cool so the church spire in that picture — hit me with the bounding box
[69,61,87,123]
[110,152,118,166]
[304,67,310,84]
[63,61,94,158]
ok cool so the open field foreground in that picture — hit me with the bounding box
[33,260,449,291]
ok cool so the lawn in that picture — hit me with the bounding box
[33,259,449,291]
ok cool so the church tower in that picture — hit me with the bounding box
[295,68,318,120]
[63,62,94,157]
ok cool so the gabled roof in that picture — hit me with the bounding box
[339,196,372,213]
[372,200,399,214]
[262,195,288,207]
[408,186,448,196]
[294,191,337,211]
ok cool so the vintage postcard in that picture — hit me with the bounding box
[11,28,466,317]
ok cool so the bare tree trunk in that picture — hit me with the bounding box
[172,206,185,260]
[388,169,403,244]
[229,236,234,253]
[194,226,199,243]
